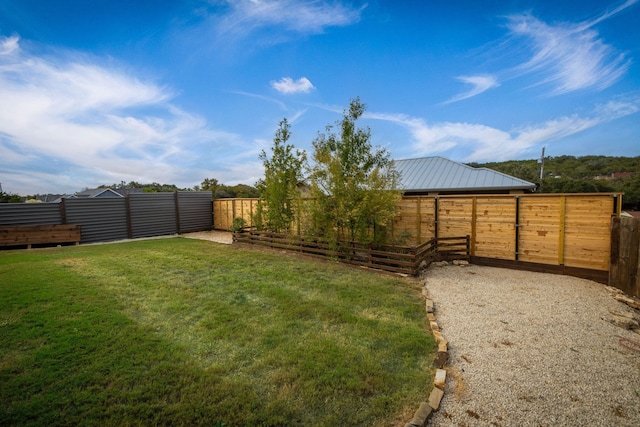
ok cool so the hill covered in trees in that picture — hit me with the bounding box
[468,155,640,209]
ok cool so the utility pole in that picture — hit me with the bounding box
[539,146,546,180]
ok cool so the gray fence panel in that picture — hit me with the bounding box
[63,198,128,243]
[177,192,213,232]
[0,203,63,226]
[129,193,177,238]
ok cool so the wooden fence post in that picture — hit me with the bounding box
[609,217,640,298]
[557,195,566,265]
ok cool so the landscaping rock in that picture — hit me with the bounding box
[607,308,640,330]
[433,351,449,368]
[614,294,640,310]
[609,314,639,330]
[426,299,435,313]
[434,369,447,388]
[428,386,445,410]
[408,402,433,427]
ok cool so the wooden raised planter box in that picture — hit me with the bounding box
[0,225,81,249]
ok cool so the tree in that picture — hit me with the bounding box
[195,178,259,199]
[196,178,220,195]
[255,118,306,233]
[621,173,640,209]
[307,98,401,243]
[0,191,24,203]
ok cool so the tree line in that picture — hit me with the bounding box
[0,179,259,203]
[468,155,640,209]
[101,180,260,198]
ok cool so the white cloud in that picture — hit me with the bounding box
[216,0,365,37]
[271,76,315,94]
[578,0,639,29]
[505,4,633,95]
[445,1,638,101]
[0,36,240,194]
[443,75,500,104]
[367,97,640,162]
[230,90,288,110]
[0,35,20,55]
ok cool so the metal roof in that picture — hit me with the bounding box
[394,156,536,192]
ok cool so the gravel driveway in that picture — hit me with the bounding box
[423,264,640,427]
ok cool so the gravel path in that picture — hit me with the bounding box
[180,230,233,244]
[423,264,640,427]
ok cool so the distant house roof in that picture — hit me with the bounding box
[76,188,124,198]
[32,194,74,203]
[75,188,145,198]
[394,156,537,194]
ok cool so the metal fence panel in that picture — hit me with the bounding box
[0,203,63,226]
[63,198,128,243]
[177,192,212,232]
[129,193,177,238]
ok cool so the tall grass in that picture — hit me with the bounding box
[0,238,435,426]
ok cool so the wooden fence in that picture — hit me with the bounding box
[233,230,470,275]
[215,193,620,270]
[214,194,640,297]
[610,217,640,298]
[213,198,258,231]
[394,194,620,274]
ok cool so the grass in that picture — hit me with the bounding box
[0,237,436,426]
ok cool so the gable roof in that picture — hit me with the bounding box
[394,156,536,193]
[76,188,123,198]
[75,188,145,198]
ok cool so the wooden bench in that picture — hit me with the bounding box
[0,225,81,249]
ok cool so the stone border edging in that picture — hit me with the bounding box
[404,261,467,427]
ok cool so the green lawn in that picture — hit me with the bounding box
[0,238,436,426]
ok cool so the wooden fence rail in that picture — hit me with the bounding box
[233,230,469,275]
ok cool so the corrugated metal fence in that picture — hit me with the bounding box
[0,202,63,225]
[0,192,212,244]
[64,198,128,243]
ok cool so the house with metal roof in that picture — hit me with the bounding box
[394,156,536,195]
[75,188,145,198]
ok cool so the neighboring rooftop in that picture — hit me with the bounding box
[75,188,145,198]
[394,156,537,194]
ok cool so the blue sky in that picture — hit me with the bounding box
[1,0,639,195]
